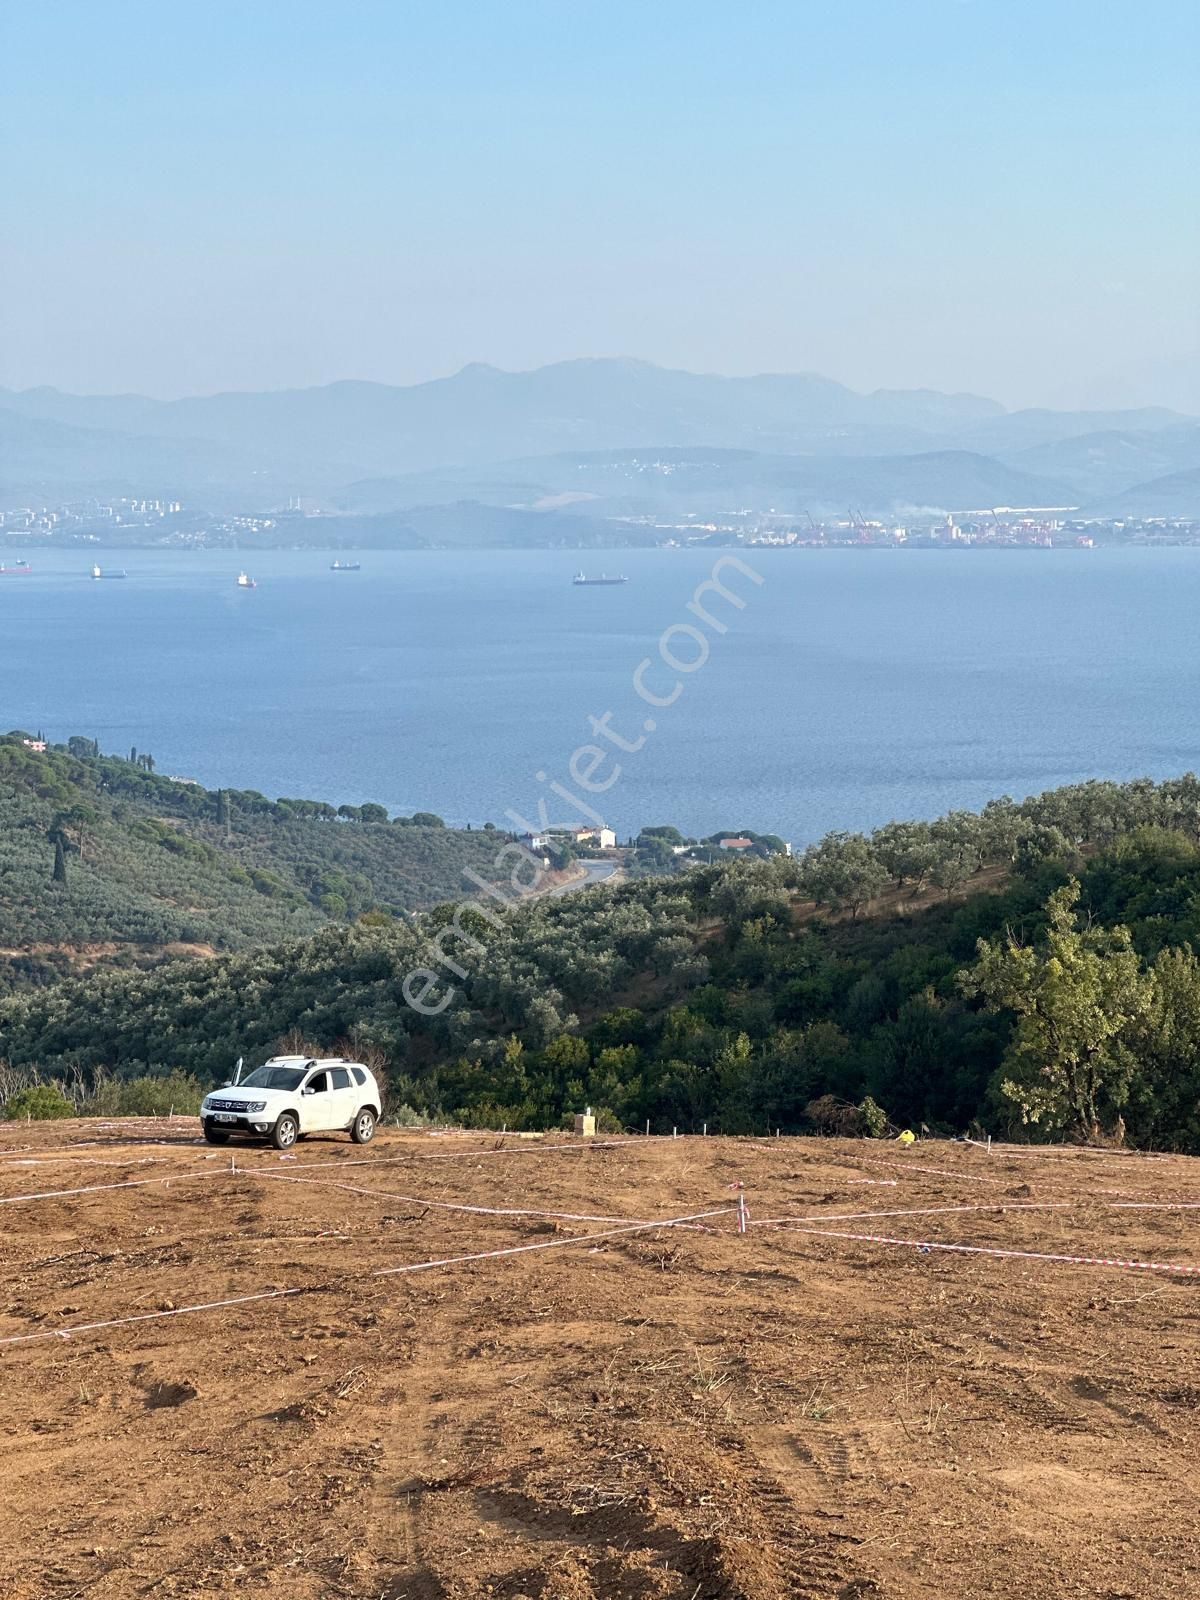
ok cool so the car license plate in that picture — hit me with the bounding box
[215,1113,237,1123]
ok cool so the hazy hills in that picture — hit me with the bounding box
[2,360,1004,471]
[1087,466,1200,519]
[2,358,1197,519]
[333,447,1078,524]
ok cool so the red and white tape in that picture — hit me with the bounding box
[0,1205,735,1348]
[780,1225,1200,1276]
[0,1138,633,1211]
[847,1155,1007,1185]
[254,1169,721,1230]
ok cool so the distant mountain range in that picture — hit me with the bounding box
[332,447,1081,524]
[2,358,1197,520]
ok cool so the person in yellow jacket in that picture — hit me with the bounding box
[896,1129,916,1145]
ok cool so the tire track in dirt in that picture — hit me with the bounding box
[362,1346,446,1600]
[741,1423,880,1599]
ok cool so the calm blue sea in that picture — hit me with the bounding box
[3,545,1199,846]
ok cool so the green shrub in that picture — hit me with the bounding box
[2,1084,76,1120]
[87,1071,204,1117]
[858,1095,889,1138]
[388,1102,436,1128]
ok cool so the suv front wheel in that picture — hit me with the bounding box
[272,1112,299,1150]
[351,1107,376,1144]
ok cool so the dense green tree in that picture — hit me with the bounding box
[962,880,1152,1139]
[801,832,889,916]
[1127,946,1200,1150]
[2,1084,75,1119]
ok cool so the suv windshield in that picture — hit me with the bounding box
[238,1065,306,1091]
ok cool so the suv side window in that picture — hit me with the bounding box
[351,1067,366,1087]
[306,1071,330,1094]
[331,1068,351,1090]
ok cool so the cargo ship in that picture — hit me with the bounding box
[572,572,628,586]
[330,559,361,571]
[236,571,257,589]
[0,561,32,575]
[91,564,127,580]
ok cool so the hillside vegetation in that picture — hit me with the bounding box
[9,773,1200,1150]
[0,733,503,987]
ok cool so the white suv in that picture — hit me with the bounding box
[201,1056,382,1149]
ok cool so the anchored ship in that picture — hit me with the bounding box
[91,564,127,580]
[330,559,361,571]
[572,571,628,586]
[236,571,257,589]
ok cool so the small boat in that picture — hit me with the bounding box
[91,564,127,580]
[330,559,361,572]
[573,571,628,586]
[236,572,257,589]
[0,561,31,575]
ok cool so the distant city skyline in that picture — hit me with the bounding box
[2,1,1197,411]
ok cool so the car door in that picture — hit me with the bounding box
[329,1066,354,1129]
[299,1068,333,1133]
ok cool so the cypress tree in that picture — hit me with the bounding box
[52,838,67,885]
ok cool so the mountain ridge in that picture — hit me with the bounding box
[1,359,1195,514]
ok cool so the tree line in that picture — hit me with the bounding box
[9,774,1200,1145]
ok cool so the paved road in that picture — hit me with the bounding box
[545,859,620,897]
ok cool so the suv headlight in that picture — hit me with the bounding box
[242,1101,267,1113]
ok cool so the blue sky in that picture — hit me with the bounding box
[2,0,1197,407]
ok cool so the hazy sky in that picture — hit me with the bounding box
[3,1,1197,410]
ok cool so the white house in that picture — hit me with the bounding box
[575,825,617,850]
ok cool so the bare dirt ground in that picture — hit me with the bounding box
[2,1122,1199,1599]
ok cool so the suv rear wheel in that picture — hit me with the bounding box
[272,1112,299,1150]
[351,1107,376,1144]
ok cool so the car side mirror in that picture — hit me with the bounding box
[303,1086,316,1096]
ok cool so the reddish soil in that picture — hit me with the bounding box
[2,1123,1199,1599]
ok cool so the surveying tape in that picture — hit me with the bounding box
[0,1205,736,1348]
[752,1197,1200,1227]
[847,1156,1007,1186]
[0,1287,316,1347]
[750,1200,1076,1227]
[252,1169,721,1230]
[371,1206,735,1279]
[0,1138,633,1211]
[779,1225,1200,1276]
[0,1167,239,1207]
